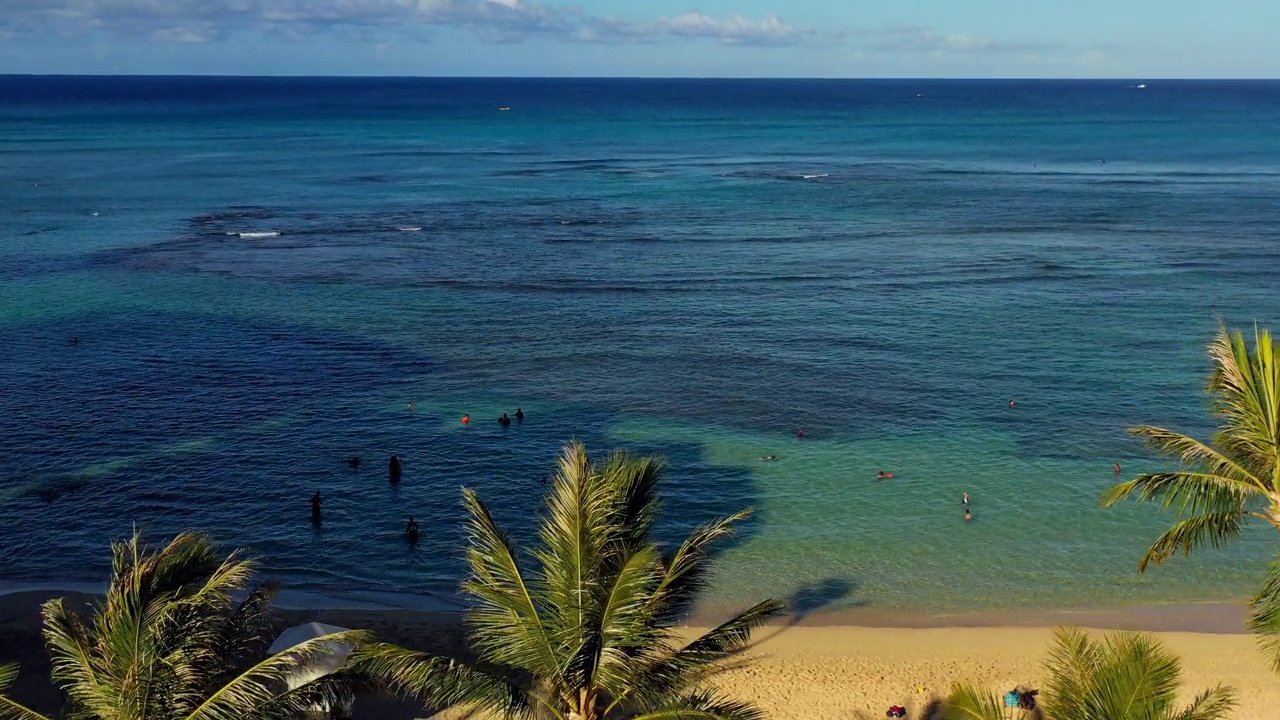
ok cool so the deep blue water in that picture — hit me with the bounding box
[2,77,1280,613]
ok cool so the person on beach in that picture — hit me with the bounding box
[499,413,511,427]
[389,455,403,482]
[515,408,524,422]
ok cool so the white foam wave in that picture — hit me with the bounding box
[799,173,829,180]
[396,226,422,232]
[236,231,281,238]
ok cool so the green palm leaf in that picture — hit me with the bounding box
[626,690,765,720]
[0,664,52,720]
[185,630,371,720]
[941,681,1003,720]
[413,443,777,720]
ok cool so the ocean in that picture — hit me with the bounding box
[2,76,1279,615]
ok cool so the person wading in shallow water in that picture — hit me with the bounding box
[389,455,403,483]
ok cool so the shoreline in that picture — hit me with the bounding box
[0,584,1251,634]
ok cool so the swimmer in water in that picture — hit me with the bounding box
[405,516,420,534]
[796,430,806,439]
[515,408,524,422]
[965,508,973,522]
[406,401,414,414]
[461,414,470,425]
[499,413,511,427]
[1114,462,1122,475]
[347,456,361,472]
[1009,400,1017,408]
[761,454,778,461]
[310,491,323,515]
[963,492,970,506]
[389,455,403,482]
[876,471,894,480]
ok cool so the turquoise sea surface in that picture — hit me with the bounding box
[3,77,1280,614]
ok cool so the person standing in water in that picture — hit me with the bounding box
[515,408,524,422]
[963,492,970,506]
[1009,400,1017,409]
[965,508,974,522]
[1114,462,1122,475]
[389,455,403,482]
[310,491,323,524]
[499,413,511,427]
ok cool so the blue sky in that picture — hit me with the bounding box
[0,0,1276,77]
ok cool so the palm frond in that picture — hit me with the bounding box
[1248,557,1280,673]
[1043,627,1103,720]
[630,599,783,704]
[0,664,53,720]
[941,682,1003,720]
[596,451,664,551]
[1094,631,1181,720]
[40,598,109,716]
[533,442,613,690]
[1206,326,1280,472]
[628,690,765,720]
[1168,686,1237,720]
[1135,511,1245,572]
[583,546,663,697]
[648,511,753,624]
[460,487,560,679]
[184,629,370,720]
[1114,427,1267,495]
[351,642,534,718]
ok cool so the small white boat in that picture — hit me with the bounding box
[1136,83,1147,89]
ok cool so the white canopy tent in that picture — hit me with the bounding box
[268,622,357,719]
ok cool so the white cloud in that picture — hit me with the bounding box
[0,0,1053,59]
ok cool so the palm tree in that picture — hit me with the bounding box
[944,627,1234,720]
[360,441,783,720]
[1101,325,1280,665]
[0,531,370,720]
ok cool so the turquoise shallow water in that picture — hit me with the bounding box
[2,77,1280,614]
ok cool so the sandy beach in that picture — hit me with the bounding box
[2,590,1276,719]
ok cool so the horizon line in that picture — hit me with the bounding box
[3,73,1280,82]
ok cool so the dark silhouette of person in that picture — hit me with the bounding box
[389,455,402,483]
[347,456,361,471]
[310,491,323,524]
[515,408,524,422]
[499,413,511,427]
[405,516,420,543]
